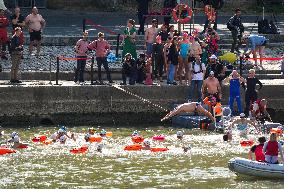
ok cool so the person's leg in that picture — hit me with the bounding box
[229,93,235,115]
[230,30,238,53]
[96,57,103,81]
[184,57,189,84]
[10,53,16,81]
[244,92,250,116]
[29,33,34,54]
[158,57,164,81]
[188,80,195,101]
[236,93,243,114]
[204,18,209,32]
[167,64,174,83]
[80,59,86,82]
[213,11,218,30]
[177,56,184,84]
[36,31,42,56]
[236,33,242,52]
[259,45,265,68]
[197,80,203,102]
[252,49,258,66]
[122,63,127,84]
[102,57,112,82]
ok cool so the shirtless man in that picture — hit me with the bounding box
[145,19,158,57]
[161,102,215,123]
[202,71,222,101]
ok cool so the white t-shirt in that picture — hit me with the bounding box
[191,62,206,80]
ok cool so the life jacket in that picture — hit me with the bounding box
[250,99,265,116]
[265,141,278,156]
[255,144,265,162]
[203,97,222,115]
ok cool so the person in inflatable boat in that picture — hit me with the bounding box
[248,136,266,162]
[262,133,284,164]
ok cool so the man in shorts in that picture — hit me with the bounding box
[25,7,45,57]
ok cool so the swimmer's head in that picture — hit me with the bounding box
[10,132,18,138]
[84,133,91,141]
[132,130,139,137]
[88,127,95,135]
[97,144,103,152]
[176,131,183,139]
[13,135,20,143]
[239,113,246,119]
[100,129,107,137]
[223,134,229,142]
[143,140,151,147]
[58,128,65,134]
[183,145,191,152]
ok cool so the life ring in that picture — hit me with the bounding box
[132,136,144,143]
[204,5,216,22]
[70,146,88,154]
[150,147,169,152]
[240,140,254,147]
[152,135,166,141]
[0,148,16,155]
[89,136,103,143]
[32,135,47,142]
[124,144,142,151]
[172,4,193,24]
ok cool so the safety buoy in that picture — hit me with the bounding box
[106,132,113,137]
[172,4,193,24]
[150,147,169,152]
[32,135,47,142]
[89,136,103,143]
[70,146,88,154]
[0,148,16,155]
[132,136,144,143]
[152,135,166,141]
[204,5,216,22]
[240,140,254,147]
[124,144,142,151]
[270,128,283,135]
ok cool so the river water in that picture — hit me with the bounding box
[1,126,284,189]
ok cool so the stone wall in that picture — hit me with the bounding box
[0,84,284,126]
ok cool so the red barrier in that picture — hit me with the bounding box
[58,57,93,61]
[245,57,284,61]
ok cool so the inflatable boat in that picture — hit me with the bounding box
[228,157,284,178]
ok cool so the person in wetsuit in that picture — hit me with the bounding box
[244,69,262,117]
[161,102,215,123]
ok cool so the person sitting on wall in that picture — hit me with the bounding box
[136,53,147,84]
[250,99,272,123]
[121,53,137,85]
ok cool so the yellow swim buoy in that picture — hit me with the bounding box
[219,52,237,63]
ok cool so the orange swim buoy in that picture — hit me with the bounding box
[89,136,103,143]
[0,148,16,155]
[132,136,144,143]
[150,147,169,152]
[124,144,142,151]
[270,128,283,135]
[240,140,254,147]
[106,132,113,137]
[32,135,47,142]
[42,139,53,145]
[16,144,28,149]
[172,4,193,24]
[70,146,88,154]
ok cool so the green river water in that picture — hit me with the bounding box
[1,126,284,189]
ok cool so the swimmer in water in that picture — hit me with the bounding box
[142,140,151,150]
[183,145,191,153]
[59,135,67,144]
[7,132,25,148]
[97,144,103,153]
[84,127,95,142]
[177,131,183,140]
[50,125,75,142]
[100,129,107,137]
[161,102,215,123]
[132,130,139,137]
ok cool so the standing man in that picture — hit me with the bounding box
[202,71,222,102]
[74,31,89,84]
[25,7,46,57]
[227,8,244,54]
[0,9,9,60]
[145,19,158,57]
[244,69,263,117]
[10,27,23,83]
[11,7,25,45]
[203,0,224,31]
[136,0,151,35]
[188,56,206,102]
[88,32,113,84]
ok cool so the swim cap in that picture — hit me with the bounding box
[85,133,91,139]
[97,144,103,151]
[132,131,139,136]
[177,131,183,137]
[59,125,67,132]
[240,113,245,118]
[10,132,18,138]
[143,140,151,146]
[100,129,107,135]
[13,135,20,143]
[58,129,65,133]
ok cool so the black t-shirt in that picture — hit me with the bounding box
[10,14,25,30]
[246,77,263,93]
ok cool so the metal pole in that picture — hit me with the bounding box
[91,56,94,85]
[56,57,59,85]
[49,55,52,84]
[116,34,120,58]
[240,56,243,77]
[83,18,86,32]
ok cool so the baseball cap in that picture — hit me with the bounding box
[209,54,217,59]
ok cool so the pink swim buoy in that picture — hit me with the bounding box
[152,135,166,141]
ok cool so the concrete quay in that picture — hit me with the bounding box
[0,82,284,127]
